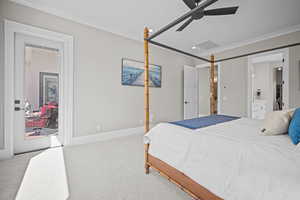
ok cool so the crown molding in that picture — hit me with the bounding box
[199,24,300,57]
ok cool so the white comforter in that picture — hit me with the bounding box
[145,118,300,200]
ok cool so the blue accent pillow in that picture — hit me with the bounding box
[288,108,300,145]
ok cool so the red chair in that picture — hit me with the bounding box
[26,102,58,128]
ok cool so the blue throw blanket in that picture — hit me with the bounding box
[170,115,240,130]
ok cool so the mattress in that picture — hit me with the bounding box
[145,118,300,200]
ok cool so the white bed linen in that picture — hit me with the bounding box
[145,118,300,200]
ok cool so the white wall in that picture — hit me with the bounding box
[0,0,194,149]
[289,45,300,108]
[252,62,273,113]
[270,61,283,110]
[195,31,300,117]
[218,58,248,116]
[198,67,210,115]
[0,4,4,149]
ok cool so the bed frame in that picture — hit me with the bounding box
[147,154,223,200]
[143,0,300,199]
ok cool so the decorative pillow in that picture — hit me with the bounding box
[260,111,292,135]
[288,108,300,145]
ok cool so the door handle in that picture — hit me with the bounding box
[15,107,25,111]
[14,100,25,111]
[15,100,21,104]
[184,101,189,104]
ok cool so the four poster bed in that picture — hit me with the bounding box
[142,0,300,200]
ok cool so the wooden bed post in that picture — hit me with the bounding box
[210,54,216,115]
[144,27,150,174]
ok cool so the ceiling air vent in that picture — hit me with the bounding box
[195,40,219,51]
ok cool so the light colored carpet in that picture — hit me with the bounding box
[0,134,192,200]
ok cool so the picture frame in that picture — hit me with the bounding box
[39,72,59,107]
[121,58,162,88]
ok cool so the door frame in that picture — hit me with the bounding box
[4,20,74,158]
[196,62,222,115]
[247,48,289,118]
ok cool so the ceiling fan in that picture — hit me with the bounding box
[177,0,239,31]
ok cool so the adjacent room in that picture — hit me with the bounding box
[0,0,300,199]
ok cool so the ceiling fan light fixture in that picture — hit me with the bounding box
[179,0,239,32]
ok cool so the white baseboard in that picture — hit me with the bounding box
[0,148,12,160]
[70,126,144,146]
[0,126,144,160]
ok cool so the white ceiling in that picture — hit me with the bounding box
[12,0,300,55]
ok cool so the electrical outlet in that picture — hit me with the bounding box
[139,119,143,125]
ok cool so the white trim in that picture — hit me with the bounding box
[196,62,221,68]
[199,24,300,56]
[0,148,11,160]
[3,20,74,159]
[70,127,144,146]
[247,58,253,118]
[251,53,283,64]
[247,48,289,117]
[196,62,222,114]
[195,63,216,68]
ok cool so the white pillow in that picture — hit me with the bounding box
[287,108,296,118]
[260,110,292,135]
[296,144,300,152]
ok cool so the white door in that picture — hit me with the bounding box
[14,33,63,154]
[184,65,198,119]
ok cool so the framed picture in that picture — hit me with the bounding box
[39,72,59,106]
[122,58,161,87]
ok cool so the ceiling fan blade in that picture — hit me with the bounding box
[183,0,196,9]
[204,6,238,15]
[176,18,194,31]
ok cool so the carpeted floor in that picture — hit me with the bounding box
[0,133,192,200]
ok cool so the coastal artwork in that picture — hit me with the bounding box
[122,58,161,87]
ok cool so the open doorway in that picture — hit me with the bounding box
[247,49,289,119]
[183,64,220,119]
[197,63,220,116]
[274,66,284,111]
